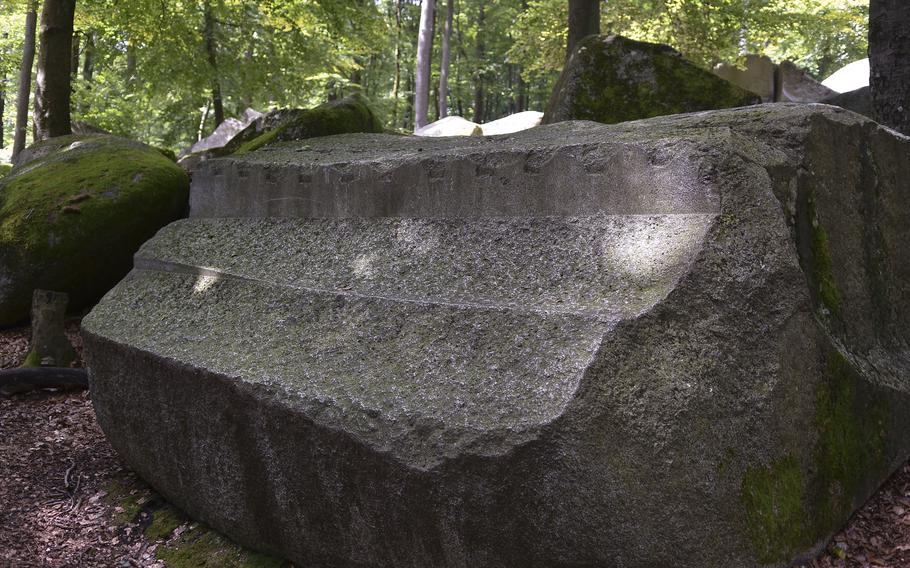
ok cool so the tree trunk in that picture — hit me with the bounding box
[472,1,485,123]
[414,0,435,130]
[34,0,76,141]
[567,0,600,59]
[82,31,94,81]
[391,0,402,128]
[203,0,225,128]
[437,0,454,119]
[12,1,39,162]
[70,31,79,79]
[24,290,76,368]
[870,0,910,134]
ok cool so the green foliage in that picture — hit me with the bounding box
[0,0,868,152]
[510,0,868,101]
[156,523,285,568]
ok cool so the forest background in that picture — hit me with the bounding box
[0,0,868,155]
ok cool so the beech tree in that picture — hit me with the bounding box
[437,0,454,119]
[11,0,38,160]
[34,0,76,140]
[413,0,435,130]
[567,0,599,58]
[869,0,910,134]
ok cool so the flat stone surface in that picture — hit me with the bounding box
[84,104,910,568]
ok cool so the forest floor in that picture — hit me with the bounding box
[2,325,909,567]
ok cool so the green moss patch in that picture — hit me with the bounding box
[0,135,189,325]
[807,194,842,315]
[0,164,11,179]
[741,455,810,564]
[156,523,285,568]
[237,94,383,154]
[740,350,892,563]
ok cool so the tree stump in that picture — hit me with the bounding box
[23,289,76,368]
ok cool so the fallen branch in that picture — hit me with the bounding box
[0,367,88,396]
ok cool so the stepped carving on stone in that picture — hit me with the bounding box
[83,104,910,568]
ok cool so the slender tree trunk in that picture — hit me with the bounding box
[34,0,76,141]
[12,1,39,161]
[82,31,94,81]
[437,0,454,119]
[391,0,402,127]
[198,99,211,142]
[870,0,910,134]
[414,0,435,130]
[70,31,79,80]
[567,0,600,59]
[404,69,414,131]
[473,1,485,123]
[203,0,224,128]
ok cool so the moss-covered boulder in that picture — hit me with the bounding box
[543,35,761,125]
[0,135,189,327]
[234,94,384,154]
[178,95,384,172]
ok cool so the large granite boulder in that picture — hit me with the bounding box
[83,104,910,567]
[543,34,760,125]
[0,135,188,326]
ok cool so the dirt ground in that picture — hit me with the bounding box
[1,325,908,567]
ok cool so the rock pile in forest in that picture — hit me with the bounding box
[0,135,188,327]
[84,104,910,567]
[543,34,761,125]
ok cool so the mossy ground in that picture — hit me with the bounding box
[0,135,189,325]
[0,164,11,179]
[237,94,383,154]
[104,476,286,567]
[740,350,891,563]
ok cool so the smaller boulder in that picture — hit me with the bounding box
[821,86,872,119]
[0,135,189,327]
[543,35,760,125]
[480,111,543,136]
[234,94,385,154]
[714,54,777,102]
[415,116,483,137]
[778,61,836,103]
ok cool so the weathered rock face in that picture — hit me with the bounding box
[83,105,910,567]
[0,135,188,326]
[714,56,835,103]
[543,35,760,125]
[822,87,872,119]
[714,54,777,101]
[778,61,837,103]
[184,108,262,156]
